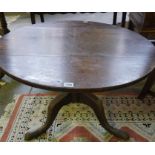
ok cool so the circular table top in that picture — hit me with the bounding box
[0,21,155,92]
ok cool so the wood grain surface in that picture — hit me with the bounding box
[0,21,155,92]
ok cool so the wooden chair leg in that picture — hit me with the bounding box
[113,12,117,25]
[0,12,10,35]
[121,12,127,27]
[30,13,36,24]
[138,68,155,99]
[40,14,44,23]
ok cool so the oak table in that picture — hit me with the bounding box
[0,21,155,141]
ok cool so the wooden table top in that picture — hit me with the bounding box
[0,21,155,92]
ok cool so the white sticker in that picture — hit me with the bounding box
[64,82,74,87]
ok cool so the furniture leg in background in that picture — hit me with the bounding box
[113,12,117,25]
[30,12,127,26]
[0,70,5,79]
[30,12,68,24]
[0,12,10,79]
[0,12,10,35]
[138,68,155,99]
[113,12,127,27]
[30,13,35,24]
[121,12,127,27]
[30,13,45,24]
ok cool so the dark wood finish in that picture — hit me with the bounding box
[30,12,76,24]
[121,12,127,27]
[113,12,127,27]
[0,21,155,140]
[25,92,72,140]
[79,93,129,140]
[40,14,44,23]
[0,70,4,78]
[1,21,155,92]
[30,12,45,24]
[113,12,117,25]
[25,93,129,140]
[30,13,36,24]
[0,12,10,35]
[31,12,114,25]
[138,68,155,99]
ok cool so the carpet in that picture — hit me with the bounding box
[0,93,155,142]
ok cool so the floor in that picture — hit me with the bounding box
[0,12,154,117]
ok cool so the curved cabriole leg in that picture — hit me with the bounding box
[24,93,72,140]
[80,93,129,140]
[25,92,129,141]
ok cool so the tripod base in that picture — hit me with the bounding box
[25,93,129,141]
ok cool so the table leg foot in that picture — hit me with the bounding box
[80,93,129,140]
[24,93,71,140]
